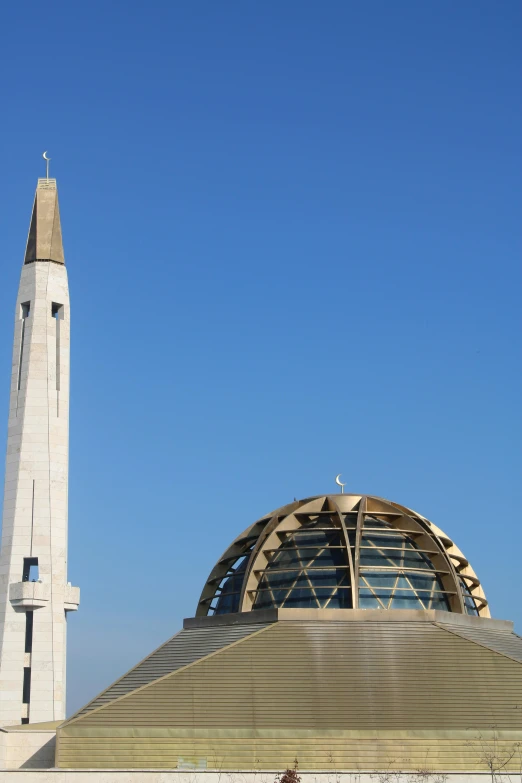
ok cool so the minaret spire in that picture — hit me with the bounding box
[0,166,79,726]
[24,176,64,265]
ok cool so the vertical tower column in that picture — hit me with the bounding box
[0,177,79,726]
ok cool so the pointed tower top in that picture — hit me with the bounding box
[24,177,65,265]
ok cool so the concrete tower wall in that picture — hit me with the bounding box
[0,178,79,727]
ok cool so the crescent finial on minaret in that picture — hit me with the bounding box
[42,151,51,179]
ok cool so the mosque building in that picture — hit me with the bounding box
[55,493,522,772]
[0,168,521,778]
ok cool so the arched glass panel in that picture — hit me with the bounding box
[252,515,352,610]
[460,578,480,616]
[358,516,451,611]
[211,550,253,616]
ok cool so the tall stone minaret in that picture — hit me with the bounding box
[0,174,79,726]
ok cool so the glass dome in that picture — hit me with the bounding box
[197,494,488,618]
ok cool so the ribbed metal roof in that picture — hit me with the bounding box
[69,620,522,730]
[73,622,269,718]
[437,621,522,663]
[59,618,522,771]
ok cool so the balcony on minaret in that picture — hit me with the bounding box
[9,581,50,609]
[64,583,80,612]
[8,582,80,611]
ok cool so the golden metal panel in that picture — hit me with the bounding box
[56,731,522,771]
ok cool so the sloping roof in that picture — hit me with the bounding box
[73,621,269,718]
[58,617,522,771]
[437,621,522,663]
[66,619,522,730]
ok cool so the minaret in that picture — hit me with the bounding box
[0,169,79,726]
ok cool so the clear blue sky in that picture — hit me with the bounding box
[0,1,520,715]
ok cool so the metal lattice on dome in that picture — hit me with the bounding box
[197,494,489,617]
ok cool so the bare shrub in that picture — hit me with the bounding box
[275,758,302,783]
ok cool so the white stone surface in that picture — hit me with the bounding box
[0,727,56,770]
[0,181,79,726]
[9,582,51,609]
[0,770,500,782]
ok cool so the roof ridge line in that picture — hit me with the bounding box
[62,623,272,728]
[65,629,184,723]
[434,622,522,665]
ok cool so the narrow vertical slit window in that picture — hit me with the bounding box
[25,612,34,654]
[17,301,31,391]
[22,667,31,704]
[52,303,63,392]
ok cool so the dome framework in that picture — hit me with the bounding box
[197,494,488,617]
